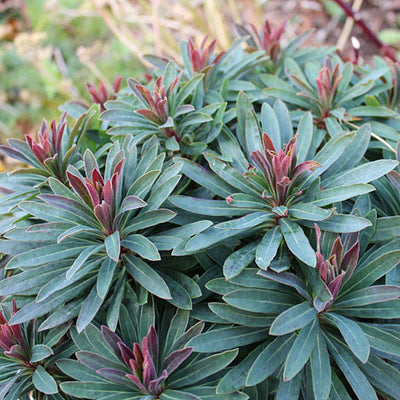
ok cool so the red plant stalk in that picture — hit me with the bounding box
[331,0,397,62]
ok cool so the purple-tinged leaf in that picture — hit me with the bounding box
[96,368,131,386]
[136,109,161,124]
[94,202,112,233]
[173,321,204,351]
[148,370,168,394]
[67,171,92,207]
[335,285,400,308]
[388,170,400,192]
[0,145,34,165]
[162,347,193,375]
[117,195,147,216]
[39,194,94,221]
[126,373,148,393]
[145,326,159,364]
[257,269,311,300]
[76,351,121,371]
[101,326,124,357]
[118,342,135,366]
[142,347,157,386]
[341,241,360,284]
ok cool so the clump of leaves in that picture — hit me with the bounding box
[194,227,400,399]
[170,98,396,275]
[238,20,286,66]
[186,35,225,76]
[2,19,400,400]
[101,61,227,156]
[86,75,122,112]
[0,137,204,334]
[59,304,242,399]
[0,300,73,397]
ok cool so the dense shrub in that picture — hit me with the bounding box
[0,22,400,400]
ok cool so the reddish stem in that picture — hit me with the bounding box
[331,0,397,62]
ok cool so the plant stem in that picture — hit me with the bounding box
[331,0,397,62]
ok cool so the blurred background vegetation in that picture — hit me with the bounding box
[0,0,399,152]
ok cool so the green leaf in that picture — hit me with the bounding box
[296,111,313,163]
[325,313,370,363]
[329,371,352,400]
[257,269,311,300]
[276,369,302,399]
[169,196,247,217]
[310,332,331,400]
[217,344,264,394]
[170,349,238,388]
[279,219,316,267]
[204,153,260,196]
[223,288,298,314]
[244,109,262,158]
[349,105,397,117]
[216,212,273,230]
[0,263,68,295]
[326,335,378,400]
[174,74,203,107]
[186,225,255,252]
[358,353,400,400]
[246,335,295,386]
[340,300,400,319]
[255,226,282,270]
[123,254,171,299]
[30,344,54,363]
[144,175,181,211]
[60,382,134,398]
[325,160,398,188]
[335,285,400,308]
[159,273,192,310]
[121,234,160,261]
[209,303,273,327]
[66,244,104,280]
[359,323,400,357]
[33,366,58,394]
[270,302,317,336]
[223,241,257,279]
[302,133,355,186]
[274,99,292,145]
[308,184,375,206]
[6,242,88,270]
[124,209,176,234]
[289,203,334,221]
[10,278,94,324]
[301,213,372,233]
[261,102,281,150]
[105,231,120,262]
[341,250,400,295]
[372,216,400,242]
[160,390,201,400]
[97,257,117,299]
[284,319,318,380]
[56,359,105,383]
[187,326,266,352]
[176,157,235,197]
[77,285,105,333]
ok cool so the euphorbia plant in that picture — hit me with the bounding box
[170,98,397,275]
[192,226,400,399]
[0,137,204,333]
[59,303,242,399]
[0,301,73,397]
[1,19,400,400]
